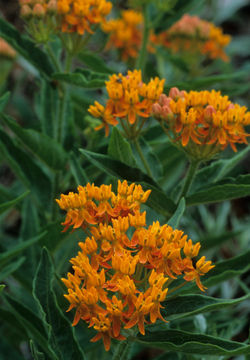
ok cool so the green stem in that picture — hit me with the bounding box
[135,5,150,74]
[112,341,132,360]
[178,159,200,202]
[134,138,153,178]
[46,43,61,72]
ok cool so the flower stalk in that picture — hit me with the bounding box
[178,159,200,202]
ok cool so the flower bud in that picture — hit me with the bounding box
[204,105,216,119]
[47,0,57,13]
[152,103,162,118]
[169,87,183,100]
[162,105,173,119]
[33,3,46,17]
[20,4,32,18]
[158,94,170,107]
[19,0,31,4]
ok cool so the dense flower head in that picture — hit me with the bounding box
[0,38,16,60]
[57,0,112,35]
[152,14,231,61]
[102,10,143,60]
[152,87,250,159]
[58,180,214,350]
[88,69,165,137]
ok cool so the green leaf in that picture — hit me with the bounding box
[0,284,5,293]
[69,152,89,185]
[166,71,248,91]
[0,17,53,77]
[162,294,250,320]
[36,80,59,137]
[3,294,57,359]
[199,230,242,251]
[0,190,29,214]
[80,148,158,187]
[80,149,176,215]
[0,257,25,282]
[33,247,86,360]
[53,68,108,88]
[1,113,68,171]
[0,231,47,269]
[30,340,45,360]
[192,147,250,192]
[187,174,250,206]
[136,329,250,355]
[108,128,137,168]
[0,128,52,208]
[0,92,10,112]
[78,51,113,74]
[132,137,163,180]
[167,198,185,228]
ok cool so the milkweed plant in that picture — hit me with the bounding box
[0,0,250,359]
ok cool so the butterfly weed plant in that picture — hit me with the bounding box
[0,0,250,359]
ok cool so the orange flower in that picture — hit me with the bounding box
[152,88,250,159]
[57,0,112,35]
[102,10,143,60]
[88,70,165,137]
[59,180,214,350]
[151,14,231,62]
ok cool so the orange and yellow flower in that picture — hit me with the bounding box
[152,14,231,62]
[57,0,112,35]
[88,69,165,137]
[102,10,143,60]
[58,180,214,350]
[152,87,250,159]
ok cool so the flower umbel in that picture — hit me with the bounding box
[151,14,231,61]
[152,87,250,159]
[58,180,214,350]
[102,10,143,61]
[88,69,165,137]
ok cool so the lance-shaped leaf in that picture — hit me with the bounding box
[0,17,53,77]
[78,51,113,74]
[167,198,185,228]
[135,329,250,355]
[53,68,108,88]
[186,174,250,206]
[108,127,137,168]
[0,190,29,215]
[33,247,86,360]
[1,113,68,171]
[0,92,10,112]
[162,294,250,320]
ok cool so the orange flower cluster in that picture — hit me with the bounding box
[0,38,16,60]
[88,69,165,137]
[57,0,112,35]
[102,10,143,60]
[152,87,250,159]
[152,14,231,61]
[57,180,214,351]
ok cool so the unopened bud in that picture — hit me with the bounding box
[158,94,170,107]
[33,3,46,17]
[20,4,32,18]
[19,0,31,5]
[152,103,162,118]
[227,104,235,110]
[169,87,182,100]
[204,105,216,119]
[47,0,57,13]
[162,105,173,119]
